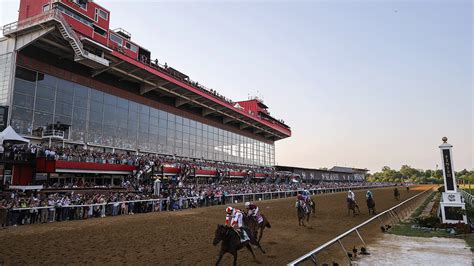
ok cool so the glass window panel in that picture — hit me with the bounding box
[71,119,86,142]
[128,128,137,137]
[54,115,71,125]
[56,89,73,104]
[104,94,117,106]
[176,116,183,124]
[150,116,158,126]
[103,106,118,126]
[150,125,158,134]
[36,85,55,100]
[183,125,189,134]
[33,111,53,127]
[168,113,175,122]
[35,98,54,113]
[140,104,149,115]
[11,119,32,135]
[159,118,167,128]
[73,106,87,121]
[129,111,138,122]
[128,101,138,113]
[12,106,33,122]
[56,79,74,90]
[140,112,149,124]
[158,127,167,137]
[13,93,34,109]
[117,98,128,109]
[14,78,36,95]
[74,84,88,98]
[37,73,57,87]
[73,95,88,108]
[89,101,103,123]
[167,120,175,130]
[55,102,72,116]
[90,90,104,103]
[139,122,149,133]
[150,107,159,118]
[159,110,167,119]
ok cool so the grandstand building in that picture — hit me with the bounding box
[275,166,369,182]
[0,0,291,185]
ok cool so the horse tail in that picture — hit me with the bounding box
[265,221,271,228]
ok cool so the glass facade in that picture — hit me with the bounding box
[10,67,275,166]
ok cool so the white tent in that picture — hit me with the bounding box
[0,126,30,143]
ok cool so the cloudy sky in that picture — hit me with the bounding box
[1,0,472,172]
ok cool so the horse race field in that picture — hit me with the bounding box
[0,185,432,265]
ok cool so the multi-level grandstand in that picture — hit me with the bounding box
[0,0,295,185]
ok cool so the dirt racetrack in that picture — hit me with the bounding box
[0,185,432,265]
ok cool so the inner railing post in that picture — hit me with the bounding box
[338,239,352,265]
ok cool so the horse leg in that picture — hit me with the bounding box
[232,251,238,266]
[255,241,266,254]
[215,250,224,266]
[245,243,256,260]
[258,227,264,243]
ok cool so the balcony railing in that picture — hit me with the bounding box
[42,130,65,140]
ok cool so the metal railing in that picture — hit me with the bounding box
[2,9,108,66]
[288,186,434,266]
[4,184,394,226]
[225,185,391,205]
[460,189,474,206]
[42,130,65,139]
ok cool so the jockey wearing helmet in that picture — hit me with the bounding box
[347,189,355,204]
[245,202,259,217]
[245,201,263,224]
[225,206,249,241]
[302,190,310,201]
[296,194,308,212]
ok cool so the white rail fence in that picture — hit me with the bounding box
[460,189,474,206]
[288,186,434,266]
[6,184,393,226]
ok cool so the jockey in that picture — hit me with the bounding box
[347,190,355,203]
[366,190,373,199]
[296,194,308,212]
[302,190,310,201]
[245,201,263,224]
[225,206,249,241]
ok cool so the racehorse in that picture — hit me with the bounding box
[394,188,400,201]
[347,199,360,217]
[366,196,376,215]
[406,186,410,193]
[213,224,257,266]
[243,212,271,244]
[296,201,311,226]
[307,198,316,215]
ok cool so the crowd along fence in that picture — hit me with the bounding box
[6,184,395,226]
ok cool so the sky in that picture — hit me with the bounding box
[1,0,472,172]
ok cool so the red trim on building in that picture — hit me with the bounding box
[36,158,136,173]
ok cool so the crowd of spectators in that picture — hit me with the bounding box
[0,179,395,228]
